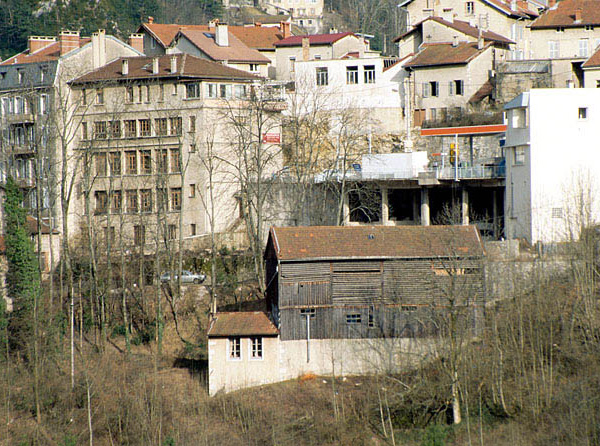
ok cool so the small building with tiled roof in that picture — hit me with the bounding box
[394,16,514,59]
[397,0,540,61]
[527,0,600,71]
[582,44,600,87]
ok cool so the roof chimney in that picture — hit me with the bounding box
[215,23,229,47]
[170,55,177,73]
[452,35,459,47]
[255,22,262,27]
[92,29,106,69]
[121,59,129,75]
[548,0,556,7]
[302,37,310,61]
[575,7,582,22]
[129,33,144,53]
[281,21,291,38]
[209,19,219,28]
[59,30,80,56]
[152,57,159,74]
[511,0,517,11]
[28,36,56,54]
[148,16,154,24]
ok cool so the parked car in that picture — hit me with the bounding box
[160,270,206,284]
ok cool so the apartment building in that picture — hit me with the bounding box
[259,0,324,33]
[68,54,283,250]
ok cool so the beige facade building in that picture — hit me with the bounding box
[69,54,283,250]
[259,0,324,33]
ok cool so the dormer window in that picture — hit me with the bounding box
[465,1,474,15]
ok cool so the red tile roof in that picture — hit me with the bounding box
[274,32,355,47]
[139,22,284,50]
[176,29,270,64]
[583,46,600,68]
[1,39,91,65]
[405,42,489,68]
[207,312,279,337]
[70,54,259,84]
[482,0,539,17]
[269,225,484,261]
[530,0,600,28]
[394,17,514,44]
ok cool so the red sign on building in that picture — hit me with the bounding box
[262,133,281,144]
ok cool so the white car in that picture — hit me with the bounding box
[160,270,206,284]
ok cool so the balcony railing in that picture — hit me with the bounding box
[426,164,506,180]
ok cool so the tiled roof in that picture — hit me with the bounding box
[583,46,600,68]
[398,0,537,18]
[405,42,489,68]
[274,32,355,47]
[139,22,284,50]
[269,225,484,261]
[1,39,91,65]
[177,29,270,64]
[530,0,600,28]
[26,216,58,235]
[207,312,279,337]
[70,54,259,84]
[394,17,514,44]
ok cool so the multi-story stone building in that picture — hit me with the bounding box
[259,0,324,34]
[68,54,283,251]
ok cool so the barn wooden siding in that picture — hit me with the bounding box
[278,305,480,341]
[278,258,484,307]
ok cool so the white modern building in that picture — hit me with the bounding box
[504,88,600,244]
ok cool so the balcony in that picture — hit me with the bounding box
[7,113,35,124]
[422,162,505,181]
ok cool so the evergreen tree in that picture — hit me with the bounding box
[3,176,41,353]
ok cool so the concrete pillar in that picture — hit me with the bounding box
[461,187,469,225]
[342,192,350,225]
[413,190,420,224]
[492,189,498,239]
[381,187,389,225]
[420,188,430,226]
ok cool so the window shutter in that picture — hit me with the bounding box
[423,83,430,98]
[449,81,455,96]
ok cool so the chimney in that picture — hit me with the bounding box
[91,29,106,69]
[281,21,291,38]
[441,9,453,21]
[215,23,229,47]
[28,36,56,54]
[302,37,310,61]
[548,0,556,7]
[511,0,517,11]
[121,59,129,75]
[255,22,262,27]
[575,7,582,22]
[148,16,154,24]
[59,30,80,56]
[452,35,459,47]
[170,55,177,73]
[152,57,159,74]
[478,34,484,49]
[129,33,144,53]
[209,19,219,28]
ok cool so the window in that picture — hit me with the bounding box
[169,117,182,135]
[511,108,526,128]
[140,189,152,212]
[104,226,115,244]
[289,56,296,73]
[137,85,143,103]
[578,107,588,119]
[585,25,594,31]
[157,150,168,173]
[511,23,523,41]
[190,143,197,153]
[126,151,137,174]
[150,38,156,49]
[110,190,122,213]
[250,337,263,359]
[159,84,164,101]
[234,85,247,99]
[155,118,167,136]
[168,224,177,240]
[364,65,375,83]
[139,119,151,137]
[96,153,107,176]
[465,1,474,14]
[552,207,563,218]
[96,89,104,105]
[314,54,321,60]
[249,64,259,72]
[430,108,437,121]
[300,308,316,317]
[346,313,361,324]
[18,70,23,84]
[189,116,196,133]
[186,83,201,99]
[229,337,241,360]
[109,121,121,138]
[368,306,375,328]
[346,66,359,84]
[82,89,87,105]
[81,122,88,140]
[124,120,137,138]
[514,147,525,165]
[170,187,181,211]
[423,81,438,97]
[94,121,107,139]
[126,86,134,103]
[95,191,108,214]
[109,152,121,175]
[140,151,152,173]
[556,26,564,32]
[172,83,178,96]
[316,67,328,86]
[578,39,589,57]
[189,184,196,198]
[190,223,196,236]
[219,84,232,99]
[39,94,48,115]
[207,83,217,98]
[548,40,559,58]
[596,80,600,88]
[145,85,150,102]
[449,79,464,96]
[126,189,138,213]
[134,225,145,246]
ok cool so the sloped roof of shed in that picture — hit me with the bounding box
[208,312,279,337]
